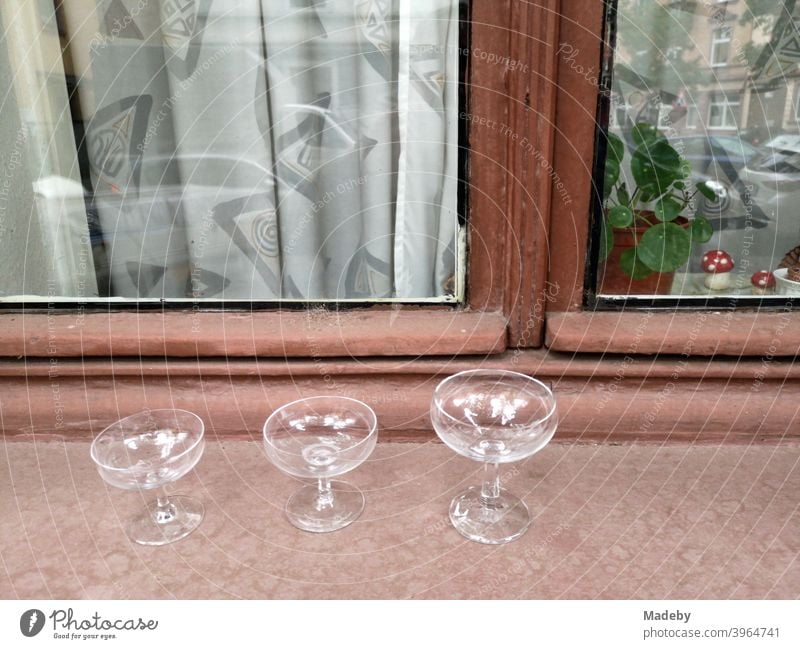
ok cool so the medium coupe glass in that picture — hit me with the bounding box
[431,369,558,544]
[90,409,206,546]
[263,396,378,533]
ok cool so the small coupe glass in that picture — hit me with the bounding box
[90,409,206,546]
[263,396,378,533]
[431,369,558,544]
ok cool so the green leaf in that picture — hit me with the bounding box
[607,205,634,228]
[639,189,656,204]
[690,216,714,243]
[695,181,716,201]
[631,123,663,148]
[674,181,685,190]
[653,196,683,222]
[636,221,692,272]
[605,132,625,165]
[617,183,630,206]
[599,216,613,261]
[631,139,683,196]
[620,247,653,279]
[603,158,620,199]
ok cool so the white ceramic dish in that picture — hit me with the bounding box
[773,268,800,295]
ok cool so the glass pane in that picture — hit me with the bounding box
[0,0,463,302]
[596,0,800,300]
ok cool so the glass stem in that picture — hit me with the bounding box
[316,477,334,510]
[152,486,177,524]
[480,462,501,507]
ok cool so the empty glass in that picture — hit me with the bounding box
[263,396,378,533]
[431,369,558,544]
[90,409,206,546]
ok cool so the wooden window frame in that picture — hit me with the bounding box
[4,1,798,444]
[2,0,573,439]
[0,0,559,361]
[544,0,800,358]
[710,26,731,68]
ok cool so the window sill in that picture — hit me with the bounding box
[546,310,799,356]
[3,348,798,443]
[0,309,508,358]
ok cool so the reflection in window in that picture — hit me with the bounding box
[710,27,732,67]
[708,92,741,129]
[595,0,800,299]
[0,0,463,302]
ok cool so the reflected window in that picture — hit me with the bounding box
[710,27,732,67]
[708,92,741,129]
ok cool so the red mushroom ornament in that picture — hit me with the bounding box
[701,250,734,290]
[750,270,775,295]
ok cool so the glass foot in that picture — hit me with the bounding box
[127,495,204,546]
[286,480,364,533]
[449,485,531,545]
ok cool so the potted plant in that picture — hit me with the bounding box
[599,123,716,294]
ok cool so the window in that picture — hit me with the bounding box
[1,0,463,304]
[1,0,545,361]
[794,87,800,123]
[588,0,800,304]
[685,103,699,128]
[544,0,800,363]
[708,92,740,129]
[710,26,732,66]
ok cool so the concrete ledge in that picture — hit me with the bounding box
[1,440,798,599]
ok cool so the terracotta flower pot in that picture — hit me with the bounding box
[598,214,689,296]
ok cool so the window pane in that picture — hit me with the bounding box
[0,0,463,302]
[595,0,800,300]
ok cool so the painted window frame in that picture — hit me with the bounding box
[0,0,560,360]
[710,26,732,67]
[545,0,800,358]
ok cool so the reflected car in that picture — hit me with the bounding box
[668,135,760,173]
[683,134,800,274]
[734,135,800,265]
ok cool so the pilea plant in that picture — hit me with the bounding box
[601,123,716,279]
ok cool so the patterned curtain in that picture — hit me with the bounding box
[62,0,459,300]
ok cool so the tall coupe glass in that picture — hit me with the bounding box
[431,369,558,544]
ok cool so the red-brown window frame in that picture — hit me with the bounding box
[544,1,800,357]
[0,0,561,361]
[4,1,796,444]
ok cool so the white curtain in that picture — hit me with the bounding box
[59,0,459,300]
[0,0,98,299]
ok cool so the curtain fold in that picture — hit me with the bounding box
[63,0,458,300]
[0,0,98,298]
